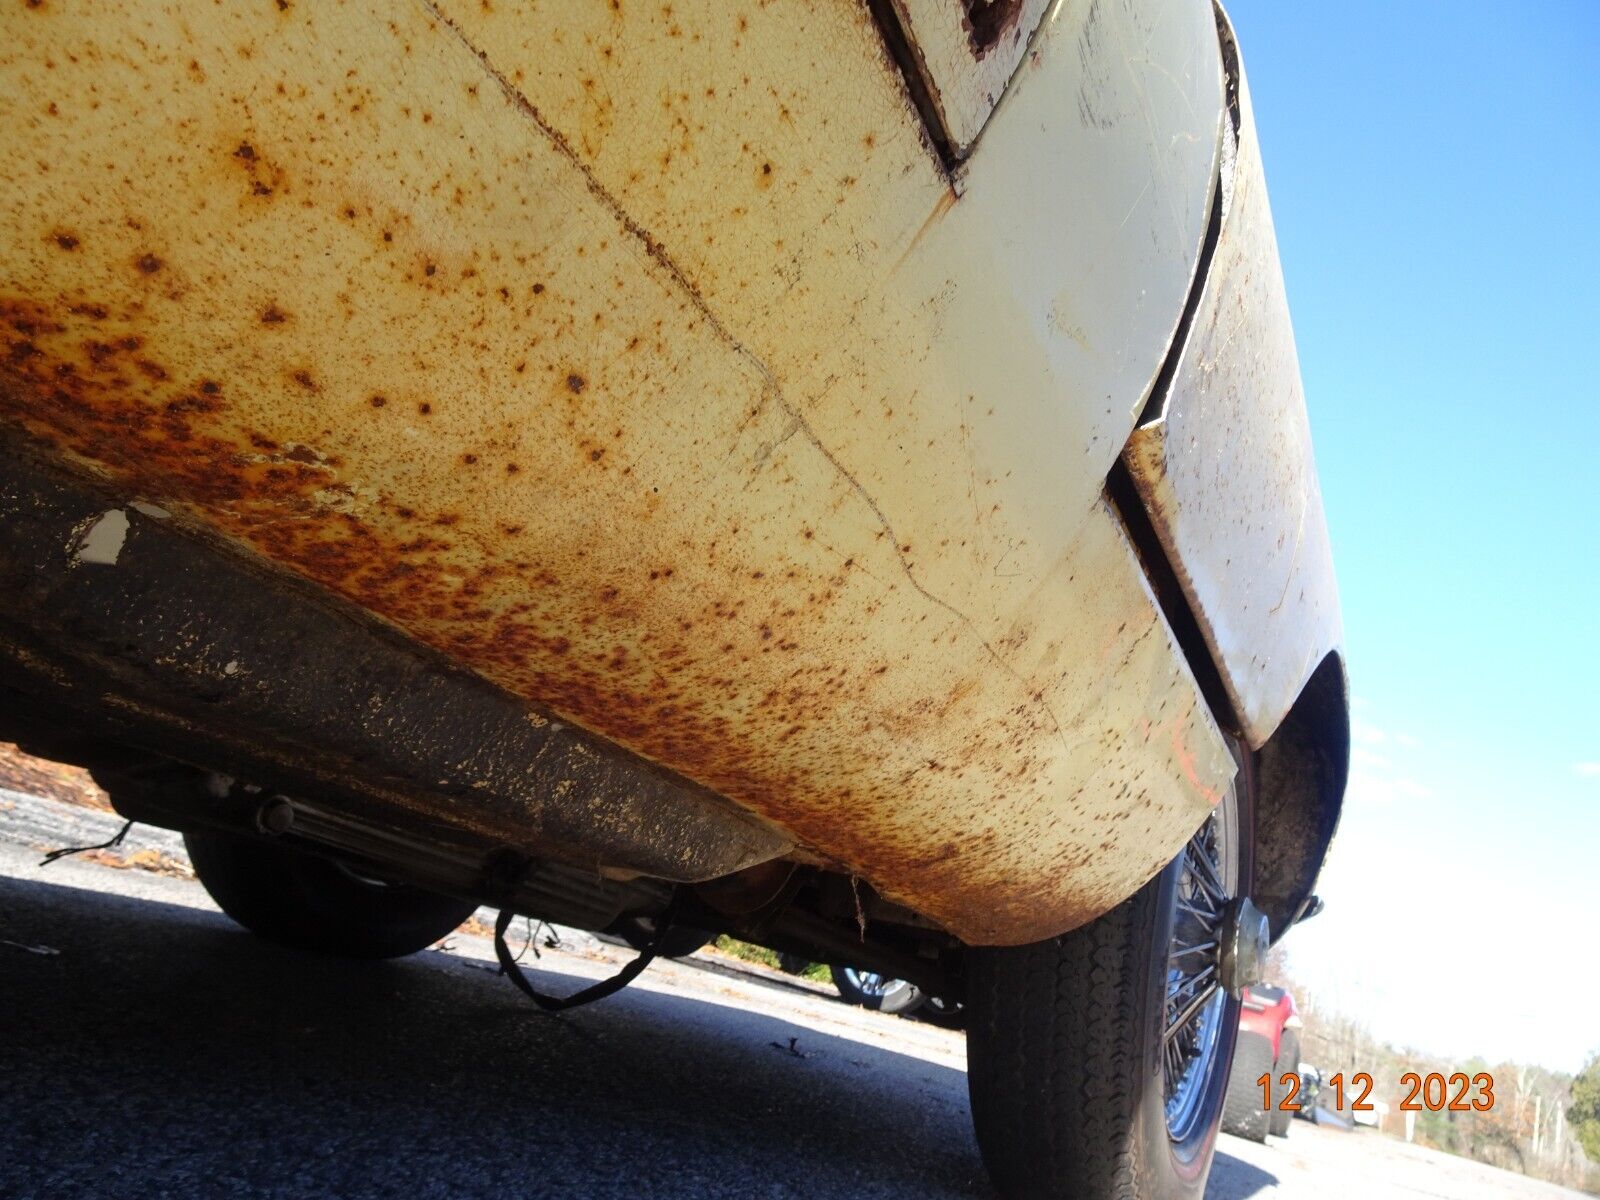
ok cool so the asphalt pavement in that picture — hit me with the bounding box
[1,791,1582,1200]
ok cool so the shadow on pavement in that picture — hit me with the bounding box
[0,871,990,1199]
[1,869,1285,1200]
[1206,1149,1280,1200]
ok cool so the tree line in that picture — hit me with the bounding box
[1265,948,1600,1194]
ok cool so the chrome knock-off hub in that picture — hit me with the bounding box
[1218,896,1270,996]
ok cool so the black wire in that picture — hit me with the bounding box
[40,819,134,867]
[493,892,681,1013]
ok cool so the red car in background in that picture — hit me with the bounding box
[1222,985,1304,1141]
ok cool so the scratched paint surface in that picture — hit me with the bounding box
[1,0,1230,943]
[1124,62,1343,749]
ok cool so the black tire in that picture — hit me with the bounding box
[1222,1031,1274,1143]
[919,994,967,1029]
[609,914,714,960]
[831,966,925,1015]
[967,769,1254,1200]
[1269,1030,1300,1137]
[184,830,478,960]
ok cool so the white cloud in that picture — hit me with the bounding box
[1345,773,1432,808]
[1344,728,1431,808]
[1574,762,1600,777]
[1351,719,1387,747]
[1351,720,1421,751]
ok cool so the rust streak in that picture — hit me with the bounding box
[417,0,1070,753]
[892,183,958,274]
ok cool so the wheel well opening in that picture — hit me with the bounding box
[1251,651,1349,942]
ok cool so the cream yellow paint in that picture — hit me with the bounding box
[1,0,1233,942]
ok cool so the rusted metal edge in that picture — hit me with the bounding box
[866,0,961,175]
[0,441,791,882]
[1109,458,1347,940]
[866,0,1054,173]
[1109,2,1246,718]
[1104,459,1240,738]
[1134,1,1243,429]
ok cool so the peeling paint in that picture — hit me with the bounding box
[889,0,1051,154]
[72,509,129,566]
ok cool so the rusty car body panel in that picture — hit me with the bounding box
[1123,54,1343,749]
[0,0,1339,945]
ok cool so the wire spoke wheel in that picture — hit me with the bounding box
[844,969,890,997]
[1161,783,1240,1142]
[833,965,925,1014]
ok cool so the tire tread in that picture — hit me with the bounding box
[1221,1031,1274,1143]
[968,887,1154,1199]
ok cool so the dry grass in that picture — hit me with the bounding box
[0,742,112,813]
[78,847,194,879]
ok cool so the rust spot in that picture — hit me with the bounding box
[566,373,586,394]
[134,254,163,275]
[963,0,1024,56]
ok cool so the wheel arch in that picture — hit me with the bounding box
[1250,651,1348,943]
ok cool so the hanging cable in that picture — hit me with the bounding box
[493,891,682,1012]
[39,819,134,867]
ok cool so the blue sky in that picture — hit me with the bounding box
[1223,1,1599,1071]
